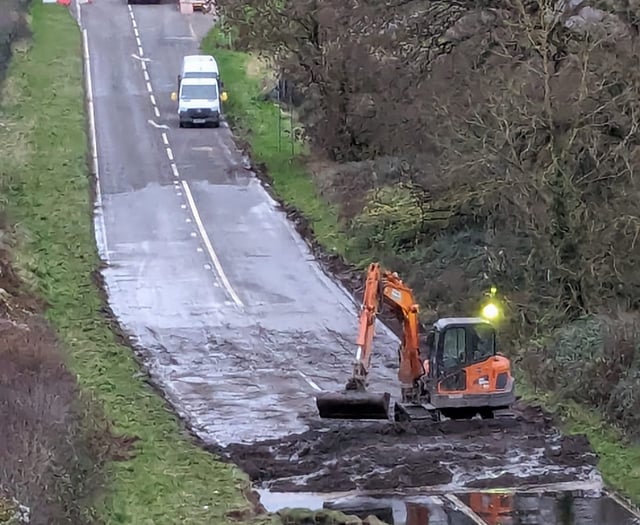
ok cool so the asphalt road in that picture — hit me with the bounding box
[80,0,400,447]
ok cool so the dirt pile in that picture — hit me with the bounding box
[217,403,598,493]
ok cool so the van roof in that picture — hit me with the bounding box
[183,54,216,62]
[182,55,218,70]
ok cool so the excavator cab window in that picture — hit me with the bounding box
[471,323,496,362]
[443,327,466,370]
[434,323,498,376]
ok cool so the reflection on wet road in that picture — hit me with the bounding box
[259,488,640,525]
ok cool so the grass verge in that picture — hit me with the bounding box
[202,28,640,505]
[0,5,252,524]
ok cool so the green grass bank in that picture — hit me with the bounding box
[202,30,640,504]
[0,5,252,523]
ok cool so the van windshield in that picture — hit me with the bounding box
[180,83,218,101]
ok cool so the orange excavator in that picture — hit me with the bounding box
[315,262,515,422]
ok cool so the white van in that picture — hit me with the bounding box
[175,55,225,128]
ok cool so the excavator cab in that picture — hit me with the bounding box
[401,318,515,421]
[427,318,500,382]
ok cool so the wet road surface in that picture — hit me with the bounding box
[81,0,400,447]
[79,0,637,517]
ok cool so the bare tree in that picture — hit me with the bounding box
[429,0,640,322]
[217,0,489,160]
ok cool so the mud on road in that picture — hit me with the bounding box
[212,402,598,494]
[201,163,598,495]
[222,160,600,498]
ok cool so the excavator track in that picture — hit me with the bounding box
[394,402,516,423]
[393,402,439,422]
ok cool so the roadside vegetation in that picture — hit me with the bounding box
[0,3,255,524]
[205,0,640,501]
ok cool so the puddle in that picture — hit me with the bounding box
[257,487,640,524]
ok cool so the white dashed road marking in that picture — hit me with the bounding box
[131,53,150,63]
[298,371,322,392]
[126,5,245,311]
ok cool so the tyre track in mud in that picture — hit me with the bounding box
[83,0,603,505]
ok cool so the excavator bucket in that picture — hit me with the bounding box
[315,391,391,420]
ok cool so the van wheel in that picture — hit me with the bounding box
[179,121,184,128]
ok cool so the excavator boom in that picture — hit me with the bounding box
[315,262,423,420]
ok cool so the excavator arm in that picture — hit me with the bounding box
[349,263,425,389]
[379,269,425,385]
[346,262,381,390]
[316,262,425,420]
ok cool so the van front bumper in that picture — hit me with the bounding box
[179,109,220,125]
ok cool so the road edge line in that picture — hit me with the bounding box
[81,27,110,262]
[604,489,640,519]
